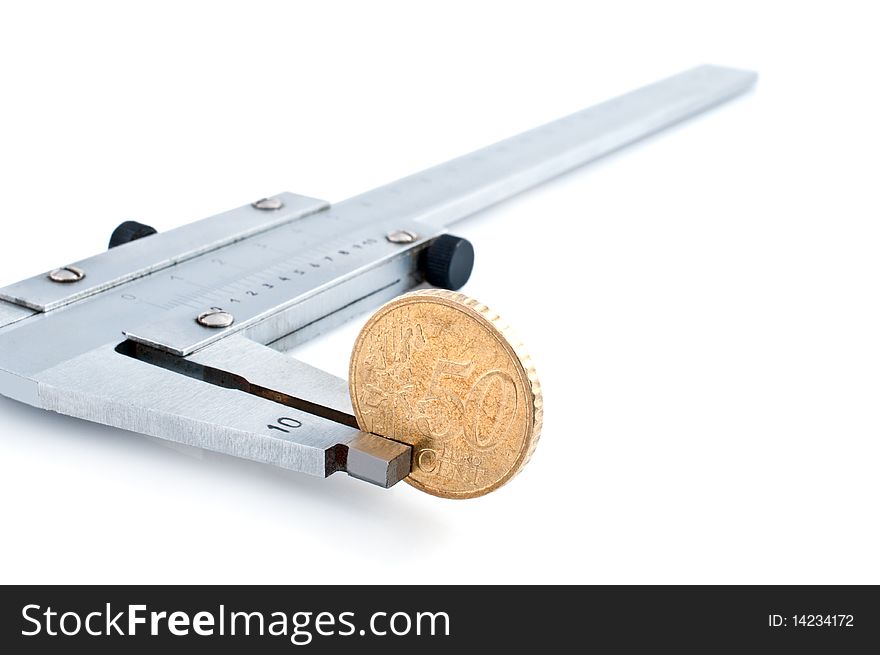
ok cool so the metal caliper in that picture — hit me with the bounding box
[0,65,756,490]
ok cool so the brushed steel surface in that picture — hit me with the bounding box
[35,344,344,476]
[0,300,35,329]
[0,192,329,312]
[123,219,436,356]
[187,335,356,421]
[35,341,410,486]
[346,65,756,231]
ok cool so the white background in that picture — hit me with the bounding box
[1,1,877,584]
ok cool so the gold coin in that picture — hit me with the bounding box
[349,289,542,499]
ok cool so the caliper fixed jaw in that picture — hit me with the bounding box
[34,335,412,489]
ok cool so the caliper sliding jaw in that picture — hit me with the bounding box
[0,65,757,490]
[39,334,413,488]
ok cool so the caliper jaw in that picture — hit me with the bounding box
[32,336,412,488]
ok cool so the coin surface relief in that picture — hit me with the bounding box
[349,289,543,498]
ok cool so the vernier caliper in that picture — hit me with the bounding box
[0,65,755,491]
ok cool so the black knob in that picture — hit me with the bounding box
[420,234,474,291]
[108,221,157,249]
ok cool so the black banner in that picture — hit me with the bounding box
[1,585,877,653]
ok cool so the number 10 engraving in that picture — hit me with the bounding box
[267,416,303,433]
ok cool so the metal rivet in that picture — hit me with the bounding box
[196,309,235,328]
[48,266,86,283]
[251,197,284,210]
[386,229,418,244]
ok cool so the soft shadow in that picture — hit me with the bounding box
[0,396,448,551]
